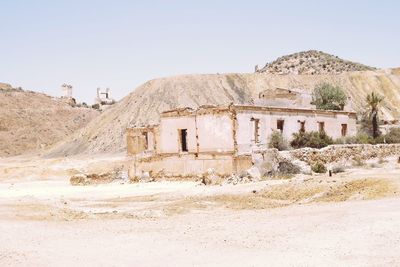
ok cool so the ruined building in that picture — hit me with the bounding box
[61,83,73,98]
[127,87,357,179]
[95,87,115,106]
[61,83,76,106]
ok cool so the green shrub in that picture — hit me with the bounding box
[291,131,333,149]
[335,132,374,144]
[91,103,100,110]
[383,128,400,144]
[268,131,289,151]
[311,83,347,111]
[311,162,327,173]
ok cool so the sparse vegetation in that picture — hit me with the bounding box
[311,162,327,173]
[332,165,346,174]
[335,128,400,145]
[352,157,366,167]
[311,83,347,111]
[382,128,400,144]
[378,157,388,164]
[290,131,333,149]
[91,103,100,110]
[369,163,381,168]
[257,50,375,75]
[268,131,289,151]
[335,132,374,144]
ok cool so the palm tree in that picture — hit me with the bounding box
[366,92,384,138]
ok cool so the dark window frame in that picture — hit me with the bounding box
[277,119,284,133]
[179,129,188,152]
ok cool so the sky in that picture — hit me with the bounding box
[1,0,399,104]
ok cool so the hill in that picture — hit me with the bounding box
[257,50,376,75]
[47,69,400,156]
[0,87,99,156]
[0,83,12,90]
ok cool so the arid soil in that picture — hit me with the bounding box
[1,155,400,266]
[0,88,99,157]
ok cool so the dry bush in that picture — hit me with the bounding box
[369,163,381,168]
[311,162,327,173]
[268,131,289,151]
[352,157,366,167]
[332,165,346,174]
[378,157,388,164]
[315,179,395,202]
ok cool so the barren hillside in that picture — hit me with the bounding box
[0,87,99,156]
[47,69,400,156]
[0,83,12,90]
[257,50,375,75]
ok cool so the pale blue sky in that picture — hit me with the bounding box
[1,0,399,103]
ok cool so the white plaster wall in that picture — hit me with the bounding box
[196,113,234,152]
[147,132,155,151]
[236,110,356,154]
[159,116,197,153]
[236,112,269,154]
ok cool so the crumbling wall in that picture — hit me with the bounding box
[290,144,400,164]
[128,153,247,180]
[159,116,197,153]
[235,110,356,155]
[127,128,156,155]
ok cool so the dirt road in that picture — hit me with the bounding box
[1,198,400,267]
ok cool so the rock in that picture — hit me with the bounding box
[201,168,219,185]
[70,171,117,186]
[70,174,88,185]
[139,171,152,182]
[246,166,261,181]
[290,144,400,166]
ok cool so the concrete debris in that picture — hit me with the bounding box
[246,166,261,181]
[139,172,153,183]
[290,144,400,165]
[70,169,126,186]
[201,168,220,185]
[225,174,252,185]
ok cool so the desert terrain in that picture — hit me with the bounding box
[1,154,400,266]
[1,51,400,266]
[0,86,99,157]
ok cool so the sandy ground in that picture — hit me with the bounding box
[1,154,400,266]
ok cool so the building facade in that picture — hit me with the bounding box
[127,104,357,179]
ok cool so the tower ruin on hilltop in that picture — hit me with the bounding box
[95,87,115,106]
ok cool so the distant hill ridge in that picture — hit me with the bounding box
[257,50,376,75]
